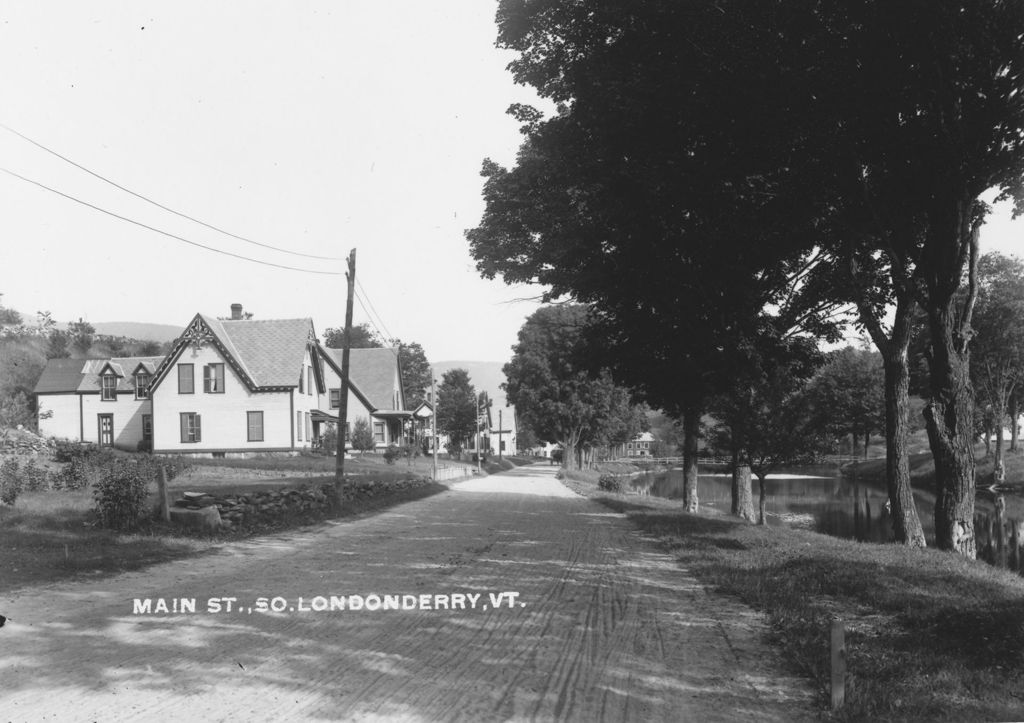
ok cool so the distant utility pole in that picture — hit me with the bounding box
[476,393,483,474]
[431,376,438,482]
[334,248,356,492]
[498,409,503,462]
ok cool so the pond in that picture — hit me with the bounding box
[632,464,938,544]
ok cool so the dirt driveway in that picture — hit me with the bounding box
[0,465,818,722]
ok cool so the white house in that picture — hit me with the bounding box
[34,306,414,455]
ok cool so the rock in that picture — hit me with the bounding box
[169,505,222,533]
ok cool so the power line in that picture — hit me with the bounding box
[355,277,396,342]
[0,122,343,261]
[1,167,342,276]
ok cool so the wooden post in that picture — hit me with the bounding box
[157,465,170,522]
[995,496,1007,568]
[431,376,438,482]
[335,249,356,493]
[1011,520,1021,573]
[831,618,846,710]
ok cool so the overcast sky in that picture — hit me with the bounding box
[1,3,1021,363]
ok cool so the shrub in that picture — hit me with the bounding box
[92,459,151,531]
[598,474,623,493]
[54,440,98,464]
[321,424,339,456]
[136,439,153,453]
[382,445,401,465]
[0,458,22,505]
[20,459,50,492]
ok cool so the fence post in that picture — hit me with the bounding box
[831,618,846,710]
[158,466,170,522]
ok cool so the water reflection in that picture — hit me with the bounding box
[633,466,937,544]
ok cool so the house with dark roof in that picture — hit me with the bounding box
[34,305,414,455]
[315,346,411,450]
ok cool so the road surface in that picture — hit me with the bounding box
[0,465,817,722]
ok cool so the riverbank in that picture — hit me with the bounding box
[561,473,1024,722]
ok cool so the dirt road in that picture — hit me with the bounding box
[0,465,817,722]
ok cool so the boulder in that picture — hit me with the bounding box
[169,505,222,533]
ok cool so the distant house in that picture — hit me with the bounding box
[317,346,411,450]
[35,356,163,448]
[619,431,656,458]
[34,305,413,455]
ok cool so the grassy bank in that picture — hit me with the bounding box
[0,475,446,595]
[563,475,1024,722]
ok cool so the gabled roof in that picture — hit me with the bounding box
[321,347,404,411]
[34,356,165,394]
[150,314,315,393]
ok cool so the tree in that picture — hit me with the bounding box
[351,417,375,453]
[970,253,1024,481]
[808,346,886,457]
[0,294,22,327]
[394,341,431,408]
[45,329,70,359]
[67,318,95,356]
[323,323,382,349]
[502,305,644,469]
[436,368,477,460]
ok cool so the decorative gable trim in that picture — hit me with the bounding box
[149,314,260,394]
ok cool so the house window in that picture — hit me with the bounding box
[299,367,305,394]
[135,372,150,399]
[627,442,633,450]
[203,363,225,393]
[644,441,650,449]
[180,413,201,443]
[178,364,194,394]
[101,374,117,401]
[142,414,152,441]
[247,411,264,442]
[307,368,313,396]
[297,411,303,441]
[373,421,385,444]
[329,389,341,409]
[305,412,312,441]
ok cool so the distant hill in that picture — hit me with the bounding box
[91,321,182,343]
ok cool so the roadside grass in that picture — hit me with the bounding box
[564,476,1024,722]
[480,455,538,474]
[0,464,451,594]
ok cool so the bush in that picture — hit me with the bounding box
[382,445,401,465]
[20,459,50,492]
[598,474,623,493]
[0,458,22,505]
[54,440,98,464]
[92,459,151,531]
[321,424,339,456]
[136,439,152,453]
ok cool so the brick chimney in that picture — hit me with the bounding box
[230,303,243,320]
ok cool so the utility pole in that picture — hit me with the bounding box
[476,392,482,474]
[334,249,356,492]
[431,376,438,482]
[498,409,503,462]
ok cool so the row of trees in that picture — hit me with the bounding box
[468,1,1024,558]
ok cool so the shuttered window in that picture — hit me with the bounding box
[247,411,264,442]
[203,363,225,393]
[178,364,194,394]
[180,413,201,443]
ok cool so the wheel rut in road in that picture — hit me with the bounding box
[0,465,817,721]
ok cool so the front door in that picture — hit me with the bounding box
[97,414,114,447]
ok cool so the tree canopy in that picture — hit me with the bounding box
[436,368,477,459]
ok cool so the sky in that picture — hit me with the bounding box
[1,3,1022,364]
[0,2,546,362]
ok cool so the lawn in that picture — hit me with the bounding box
[563,475,1024,722]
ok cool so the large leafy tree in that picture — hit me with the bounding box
[971,253,1024,479]
[323,323,382,350]
[436,368,477,459]
[808,346,886,457]
[470,1,838,508]
[503,305,644,469]
[393,341,431,409]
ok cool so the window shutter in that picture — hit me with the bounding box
[180,413,188,443]
[195,415,202,442]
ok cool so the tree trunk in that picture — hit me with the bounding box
[1010,393,1019,452]
[736,463,756,523]
[682,407,700,513]
[863,431,870,459]
[756,472,767,525]
[984,418,992,458]
[994,405,1005,478]
[923,303,977,557]
[882,349,927,547]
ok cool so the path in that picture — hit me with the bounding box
[0,465,817,722]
